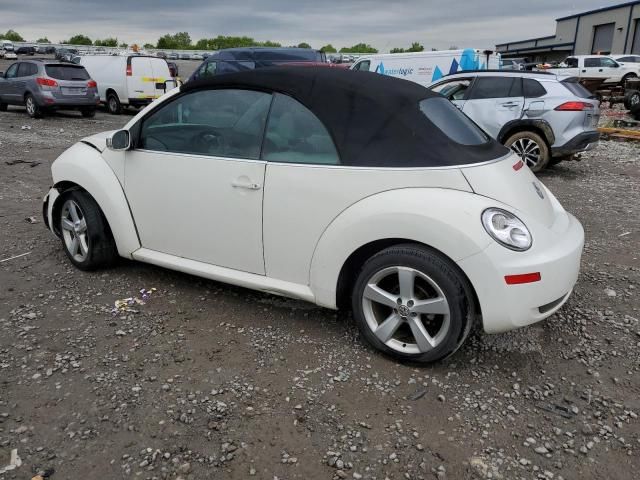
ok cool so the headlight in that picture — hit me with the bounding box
[481,208,532,251]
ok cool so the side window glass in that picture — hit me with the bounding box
[584,58,600,68]
[566,58,578,68]
[355,60,370,71]
[523,79,547,98]
[29,63,38,76]
[263,94,340,165]
[601,58,617,67]
[17,63,30,77]
[468,77,517,99]
[139,89,272,160]
[5,63,18,78]
[431,79,471,100]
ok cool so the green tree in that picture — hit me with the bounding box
[339,43,378,54]
[36,37,50,43]
[407,42,424,52]
[157,32,192,49]
[259,40,281,47]
[320,44,337,53]
[2,29,25,41]
[143,43,155,49]
[63,34,92,45]
[119,42,128,48]
[94,37,118,47]
[297,42,311,49]
[390,47,405,54]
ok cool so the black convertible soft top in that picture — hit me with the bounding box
[182,67,507,167]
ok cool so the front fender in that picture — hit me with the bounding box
[309,188,498,309]
[50,142,140,258]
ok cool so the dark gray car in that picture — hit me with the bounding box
[0,60,100,118]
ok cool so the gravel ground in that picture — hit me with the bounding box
[0,69,639,479]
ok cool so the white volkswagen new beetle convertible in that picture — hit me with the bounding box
[43,67,584,363]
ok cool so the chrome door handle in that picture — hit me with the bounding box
[231,180,261,190]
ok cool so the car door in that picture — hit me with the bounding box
[124,88,272,274]
[13,63,33,104]
[429,78,473,110]
[0,63,20,104]
[461,76,524,138]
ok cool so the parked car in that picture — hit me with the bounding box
[167,52,178,60]
[167,61,179,78]
[542,55,639,84]
[156,51,167,59]
[1,39,14,52]
[35,45,55,54]
[191,53,203,60]
[351,49,500,86]
[188,47,327,81]
[77,54,175,114]
[1,51,17,60]
[42,67,584,364]
[179,53,191,60]
[501,57,528,70]
[55,48,78,62]
[612,54,640,64]
[428,70,600,172]
[15,45,36,55]
[0,60,99,118]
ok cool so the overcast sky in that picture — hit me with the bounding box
[0,0,627,50]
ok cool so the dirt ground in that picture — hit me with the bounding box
[0,60,639,480]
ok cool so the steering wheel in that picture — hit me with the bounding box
[193,128,225,155]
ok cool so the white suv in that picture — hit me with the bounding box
[428,71,601,172]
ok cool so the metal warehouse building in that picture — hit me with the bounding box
[496,1,640,62]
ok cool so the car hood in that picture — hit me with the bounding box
[461,153,556,227]
[81,131,116,153]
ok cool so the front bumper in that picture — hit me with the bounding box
[458,211,584,333]
[551,131,600,157]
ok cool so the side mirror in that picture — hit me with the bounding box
[107,130,131,151]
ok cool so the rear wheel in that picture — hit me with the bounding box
[81,107,96,118]
[352,245,472,364]
[505,131,550,173]
[25,94,42,118]
[106,92,122,115]
[623,90,640,111]
[58,190,117,271]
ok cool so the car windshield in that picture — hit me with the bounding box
[45,65,90,80]
[419,97,489,146]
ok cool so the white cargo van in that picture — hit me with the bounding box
[351,49,500,87]
[78,55,175,114]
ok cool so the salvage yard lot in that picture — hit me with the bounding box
[1,97,639,479]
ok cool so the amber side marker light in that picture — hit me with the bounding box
[505,272,541,285]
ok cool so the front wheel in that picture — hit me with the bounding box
[58,190,117,271]
[352,245,472,364]
[505,131,550,173]
[106,92,122,115]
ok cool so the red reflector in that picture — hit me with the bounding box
[36,77,58,87]
[505,272,541,285]
[126,64,132,76]
[513,159,524,171]
[554,101,593,111]
[87,80,97,88]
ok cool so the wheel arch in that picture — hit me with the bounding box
[309,188,494,311]
[497,119,555,148]
[49,142,140,258]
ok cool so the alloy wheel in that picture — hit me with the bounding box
[61,199,89,263]
[509,137,541,168]
[361,266,451,354]
[108,97,117,113]
[26,96,35,116]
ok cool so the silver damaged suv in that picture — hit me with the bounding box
[0,60,99,118]
[428,71,600,172]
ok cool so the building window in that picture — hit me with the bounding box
[591,23,615,54]
[632,19,640,55]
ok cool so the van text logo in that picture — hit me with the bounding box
[375,62,414,77]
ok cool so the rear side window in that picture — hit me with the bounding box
[45,65,90,80]
[468,77,522,99]
[523,79,547,98]
[263,93,340,165]
[419,97,489,146]
[561,80,593,99]
[584,58,601,68]
[17,63,37,76]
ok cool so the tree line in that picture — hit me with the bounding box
[2,29,427,54]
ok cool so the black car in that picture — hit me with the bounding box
[188,47,327,82]
[167,61,179,78]
[15,46,35,55]
[55,48,78,62]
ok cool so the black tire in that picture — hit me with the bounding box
[351,244,472,364]
[57,190,117,271]
[106,92,122,115]
[623,90,640,111]
[0,101,7,112]
[25,94,43,118]
[505,131,550,173]
[80,107,96,118]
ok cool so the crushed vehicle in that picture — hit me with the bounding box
[428,70,600,172]
[42,67,584,364]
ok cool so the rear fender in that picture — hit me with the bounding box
[309,188,497,309]
[51,142,140,258]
